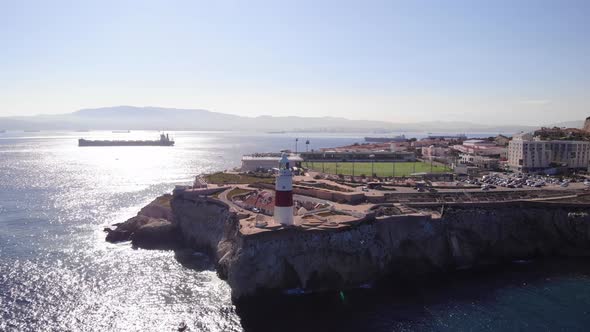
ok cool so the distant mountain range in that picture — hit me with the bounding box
[0,106,581,133]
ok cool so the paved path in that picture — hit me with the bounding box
[217,186,252,215]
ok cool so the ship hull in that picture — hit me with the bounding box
[78,139,174,147]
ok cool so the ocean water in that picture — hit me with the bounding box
[1,131,590,332]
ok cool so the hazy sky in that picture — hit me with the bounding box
[1,0,589,125]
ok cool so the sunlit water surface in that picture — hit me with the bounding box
[1,131,590,331]
[0,131,360,331]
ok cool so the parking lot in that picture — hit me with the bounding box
[465,172,590,191]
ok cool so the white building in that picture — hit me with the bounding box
[241,154,303,172]
[390,142,409,152]
[422,145,450,161]
[453,163,480,176]
[460,154,499,170]
[508,133,590,172]
[452,139,507,158]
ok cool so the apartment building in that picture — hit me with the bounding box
[508,133,590,172]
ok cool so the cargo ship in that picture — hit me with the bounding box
[78,133,174,147]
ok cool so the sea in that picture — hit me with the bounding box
[1,130,590,332]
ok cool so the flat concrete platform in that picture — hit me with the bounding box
[238,213,366,236]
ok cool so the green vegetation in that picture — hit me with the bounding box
[298,181,352,192]
[204,172,274,185]
[154,194,172,208]
[227,188,253,199]
[302,161,450,177]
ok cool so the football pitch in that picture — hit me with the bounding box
[302,161,451,177]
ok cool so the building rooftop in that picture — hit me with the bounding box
[463,139,496,145]
[242,155,303,162]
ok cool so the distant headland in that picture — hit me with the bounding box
[0,105,563,133]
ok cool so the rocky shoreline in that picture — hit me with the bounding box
[105,190,590,300]
[104,194,181,249]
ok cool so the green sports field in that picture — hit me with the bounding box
[302,161,451,177]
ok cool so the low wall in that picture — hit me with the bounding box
[175,187,230,200]
[254,182,366,204]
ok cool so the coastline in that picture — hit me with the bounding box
[105,183,590,300]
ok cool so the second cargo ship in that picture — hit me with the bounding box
[78,133,174,147]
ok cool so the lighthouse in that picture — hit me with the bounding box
[274,153,294,225]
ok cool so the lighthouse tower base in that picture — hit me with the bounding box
[274,206,294,225]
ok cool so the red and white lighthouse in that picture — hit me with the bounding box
[274,153,294,225]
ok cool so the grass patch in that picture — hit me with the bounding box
[303,161,450,177]
[204,172,274,185]
[297,181,352,192]
[227,188,253,199]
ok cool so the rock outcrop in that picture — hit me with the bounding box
[130,219,180,249]
[171,195,239,259]
[105,194,181,249]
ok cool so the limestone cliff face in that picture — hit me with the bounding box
[166,193,590,299]
[445,203,590,267]
[374,214,451,277]
[171,195,239,259]
[219,215,449,299]
[219,224,381,298]
[218,203,590,299]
